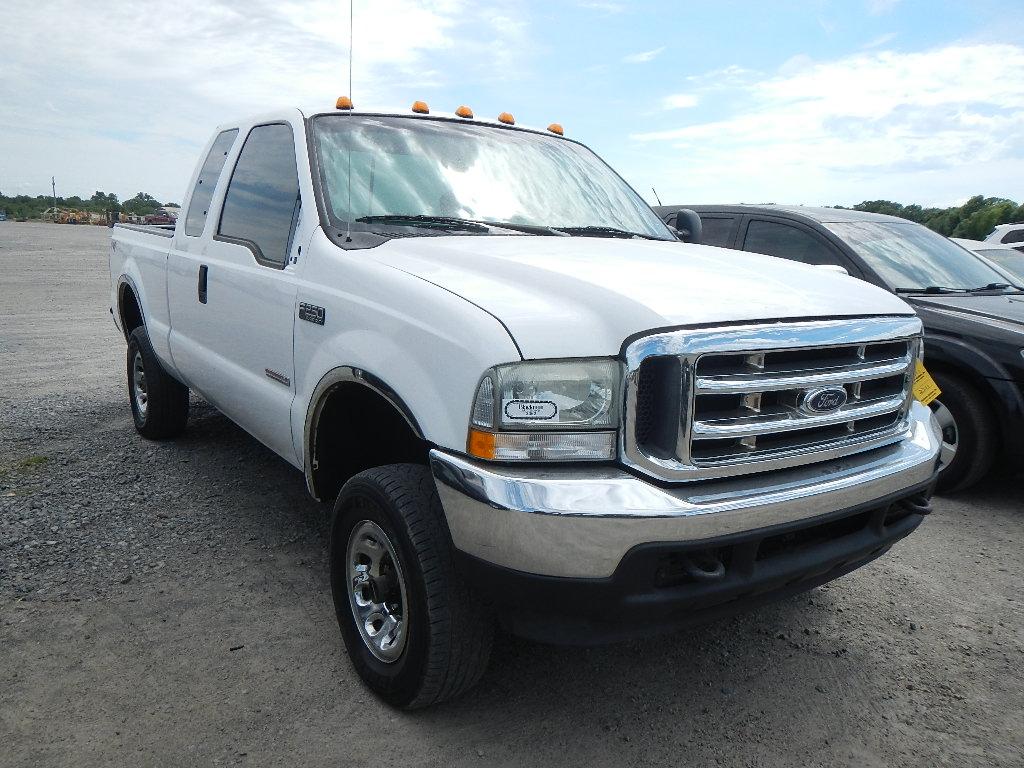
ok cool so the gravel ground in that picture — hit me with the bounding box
[1,221,1022,767]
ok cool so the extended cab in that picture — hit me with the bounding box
[109,102,942,708]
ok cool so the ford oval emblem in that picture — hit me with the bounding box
[800,386,848,414]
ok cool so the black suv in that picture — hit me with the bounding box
[656,204,1024,492]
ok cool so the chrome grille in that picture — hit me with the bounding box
[622,317,922,482]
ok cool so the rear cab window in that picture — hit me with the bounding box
[184,129,238,237]
[217,123,301,269]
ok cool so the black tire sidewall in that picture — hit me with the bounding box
[931,371,996,492]
[330,479,433,707]
[127,329,150,432]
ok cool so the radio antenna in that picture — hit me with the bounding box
[348,0,353,102]
[651,186,663,206]
[344,0,354,242]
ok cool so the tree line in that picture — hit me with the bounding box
[2,189,1020,240]
[846,196,1024,240]
[0,191,177,220]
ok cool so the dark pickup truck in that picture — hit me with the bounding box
[657,204,1024,493]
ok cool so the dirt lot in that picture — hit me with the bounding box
[0,221,1021,767]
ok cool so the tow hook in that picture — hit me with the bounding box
[898,493,933,516]
[679,551,726,582]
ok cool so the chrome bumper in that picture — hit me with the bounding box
[430,401,942,579]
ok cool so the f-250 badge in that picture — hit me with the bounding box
[299,302,325,325]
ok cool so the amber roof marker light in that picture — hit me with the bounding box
[411,100,430,114]
[455,105,474,118]
[547,123,564,135]
[497,112,515,125]
[336,96,354,110]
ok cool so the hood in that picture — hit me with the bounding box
[907,293,1024,326]
[369,236,915,358]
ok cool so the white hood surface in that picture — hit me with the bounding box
[370,236,915,359]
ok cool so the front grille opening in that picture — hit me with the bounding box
[858,374,905,400]
[755,511,871,561]
[865,341,910,361]
[767,346,861,371]
[635,356,682,459]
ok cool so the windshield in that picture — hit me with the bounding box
[977,248,1024,282]
[311,115,672,240]
[824,221,1015,292]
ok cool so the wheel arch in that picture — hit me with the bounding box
[922,333,1024,456]
[304,366,429,502]
[117,275,146,341]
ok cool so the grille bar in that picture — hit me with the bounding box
[694,355,911,394]
[692,394,905,439]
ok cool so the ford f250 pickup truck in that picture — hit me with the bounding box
[109,99,943,708]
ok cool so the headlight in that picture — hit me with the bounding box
[467,359,620,461]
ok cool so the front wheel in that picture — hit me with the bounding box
[929,371,997,493]
[330,464,493,708]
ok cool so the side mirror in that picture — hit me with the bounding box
[667,209,702,244]
[815,264,849,276]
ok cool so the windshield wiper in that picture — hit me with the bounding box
[894,286,964,295]
[355,214,569,237]
[555,225,660,240]
[481,221,570,236]
[966,282,1014,292]
[355,214,492,232]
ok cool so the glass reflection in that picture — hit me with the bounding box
[312,115,671,239]
[825,222,1014,292]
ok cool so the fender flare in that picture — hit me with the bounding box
[924,331,1024,454]
[116,273,146,338]
[302,365,425,501]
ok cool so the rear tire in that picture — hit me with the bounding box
[330,464,493,708]
[127,327,189,439]
[929,371,997,493]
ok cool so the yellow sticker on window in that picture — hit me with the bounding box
[913,361,941,405]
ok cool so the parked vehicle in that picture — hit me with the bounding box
[656,204,1024,493]
[143,211,175,225]
[984,223,1024,252]
[109,104,942,708]
[952,237,1024,285]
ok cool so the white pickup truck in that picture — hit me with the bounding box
[109,100,942,708]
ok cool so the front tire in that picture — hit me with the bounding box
[330,464,493,708]
[929,371,997,493]
[127,327,189,439]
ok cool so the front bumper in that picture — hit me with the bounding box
[430,401,942,580]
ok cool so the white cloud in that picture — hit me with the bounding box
[661,93,699,110]
[623,46,665,64]
[867,0,901,14]
[576,1,626,13]
[630,43,1024,206]
[863,31,897,49]
[0,0,530,201]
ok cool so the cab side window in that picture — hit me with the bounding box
[184,129,238,237]
[218,123,300,268]
[699,216,738,247]
[743,219,840,266]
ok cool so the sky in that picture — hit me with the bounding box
[1,0,1022,208]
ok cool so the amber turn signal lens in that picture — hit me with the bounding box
[411,100,430,114]
[497,112,515,125]
[335,96,354,110]
[455,105,474,118]
[547,123,564,135]
[467,429,497,460]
